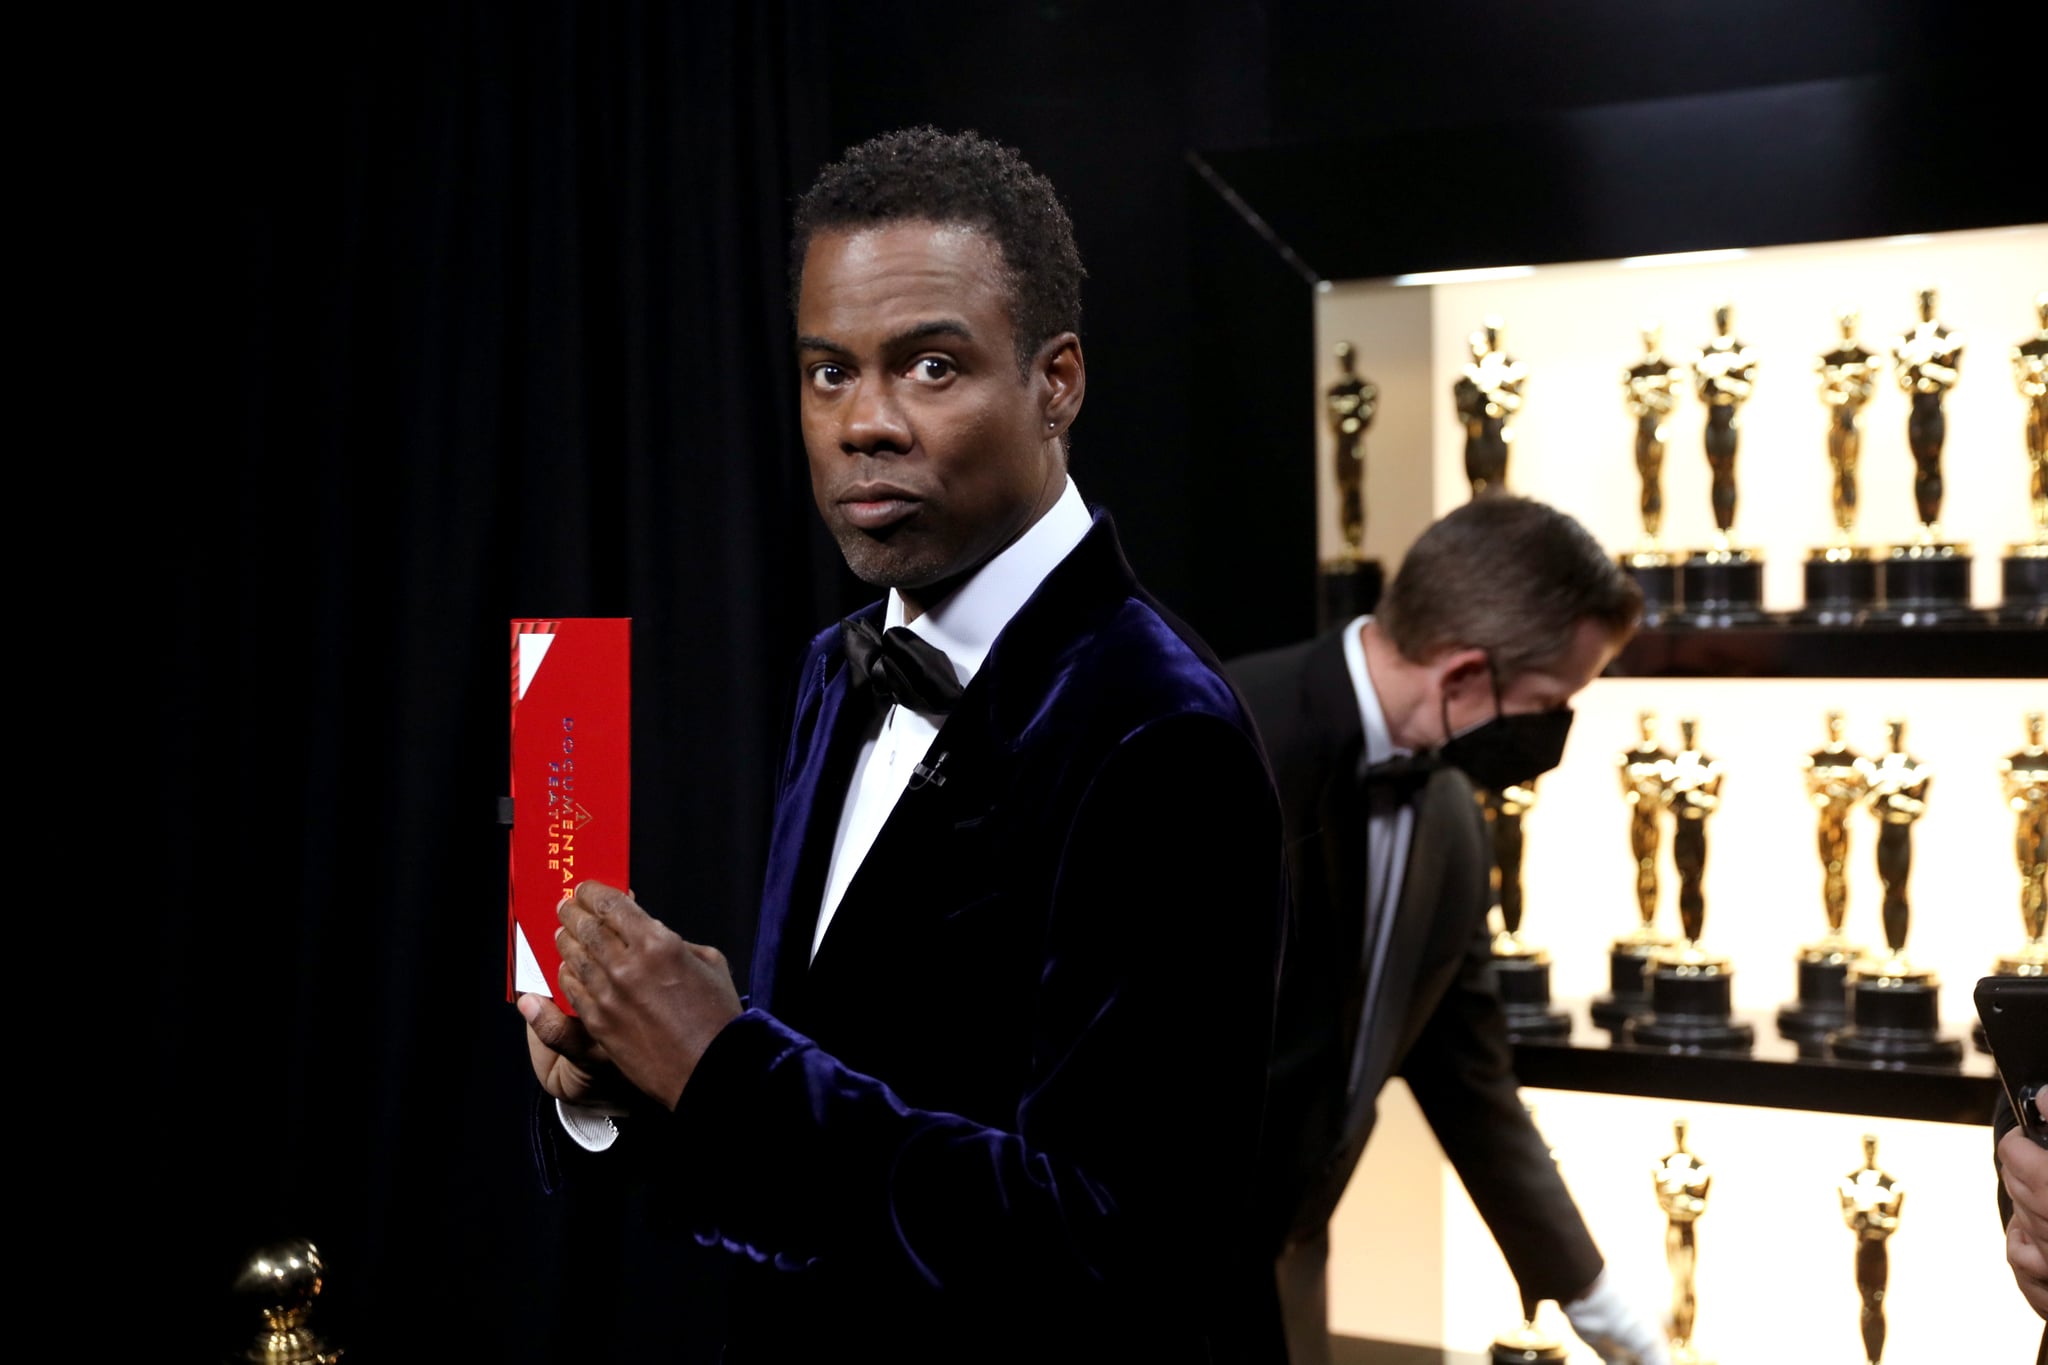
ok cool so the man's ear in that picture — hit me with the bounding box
[1435,647,1491,699]
[1037,332,1085,437]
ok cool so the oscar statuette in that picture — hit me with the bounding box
[1978,713,2048,1055]
[1318,341,1387,628]
[1621,326,1685,624]
[1492,1102,1570,1363]
[1876,288,1977,623]
[1829,719,1965,1064]
[1594,712,1677,1033]
[1679,305,1766,625]
[1778,711,1874,1052]
[1654,1118,1714,1365]
[233,1239,344,1364]
[1479,779,1571,1040]
[1838,1134,1905,1365]
[1454,317,1526,498]
[1800,313,1884,624]
[1624,719,1755,1052]
[1490,1306,1569,1365]
[2000,292,2048,623]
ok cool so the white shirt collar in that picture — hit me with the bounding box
[1340,613,1411,766]
[882,476,1090,688]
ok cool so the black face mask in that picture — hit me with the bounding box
[1436,659,1575,790]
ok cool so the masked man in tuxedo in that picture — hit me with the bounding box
[1229,496,1669,1365]
[518,128,1286,1362]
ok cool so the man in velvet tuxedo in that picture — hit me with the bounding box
[1229,497,1669,1365]
[518,128,1286,1361]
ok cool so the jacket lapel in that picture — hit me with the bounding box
[1299,636,1372,1079]
[803,512,1142,984]
[806,697,1004,978]
[752,627,877,1017]
[1347,768,1463,1100]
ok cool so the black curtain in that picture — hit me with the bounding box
[122,4,2021,1358]
[141,5,848,1358]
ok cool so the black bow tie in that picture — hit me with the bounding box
[1358,749,1442,798]
[842,617,965,715]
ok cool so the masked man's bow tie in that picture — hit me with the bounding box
[1358,749,1443,798]
[842,617,965,715]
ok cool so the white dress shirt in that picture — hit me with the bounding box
[559,476,1092,1150]
[1340,613,1418,1045]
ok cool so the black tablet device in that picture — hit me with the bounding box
[1975,974,2047,1147]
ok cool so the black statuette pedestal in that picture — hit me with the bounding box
[1873,544,1977,625]
[1679,551,1767,627]
[1829,975,1964,1065]
[1490,1335,1568,1364]
[1776,954,1854,1055]
[1797,550,1876,627]
[1591,943,1658,1032]
[1495,956,1572,1041]
[1999,547,2048,625]
[1623,963,1755,1052]
[1622,554,1681,628]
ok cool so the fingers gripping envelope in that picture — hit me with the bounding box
[507,619,631,1014]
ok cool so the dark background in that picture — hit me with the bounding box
[128,3,2024,1358]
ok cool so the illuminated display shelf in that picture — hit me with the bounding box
[1192,71,2041,1361]
[1606,620,2047,678]
[1509,1008,1999,1125]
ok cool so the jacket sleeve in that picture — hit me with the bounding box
[1398,888,1606,1305]
[640,712,1285,1310]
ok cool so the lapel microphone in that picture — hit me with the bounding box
[909,750,949,790]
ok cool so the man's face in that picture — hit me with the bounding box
[796,220,1077,609]
[1440,618,1624,739]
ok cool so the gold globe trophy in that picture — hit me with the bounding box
[1622,326,1686,624]
[1318,341,1386,629]
[1878,289,1975,623]
[1454,317,1526,498]
[1838,1134,1905,1365]
[1624,719,1755,1051]
[1479,780,1571,1039]
[1680,305,1766,625]
[1491,1101,1571,1363]
[233,1239,343,1364]
[1801,314,1886,624]
[1594,712,1678,1033]
[2000,292,2048,623]
[1778,711,1874,1051]
[1830,719,1964,1063]
[1654,1118,1714,1365]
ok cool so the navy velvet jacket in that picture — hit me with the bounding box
[641,514,1287,1361]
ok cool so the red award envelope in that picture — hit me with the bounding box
[508,618,631,1014]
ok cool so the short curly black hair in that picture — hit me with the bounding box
[790,127,1085,374]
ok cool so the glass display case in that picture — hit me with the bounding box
[1191,71,2044,1363]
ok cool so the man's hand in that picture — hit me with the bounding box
[1562,1267,1672,1365]
[519,995,631,1110]
[1999,1124,2048,1320]
[549,880,743,1110]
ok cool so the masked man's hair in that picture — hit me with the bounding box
[1379,495,1643,678]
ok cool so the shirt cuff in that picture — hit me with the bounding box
[556,1098,622,1152]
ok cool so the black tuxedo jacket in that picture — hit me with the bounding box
[640,514,1288,1362]
[1229,628,1602,1304]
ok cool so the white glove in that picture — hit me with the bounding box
[1562,1267,1671,1365]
